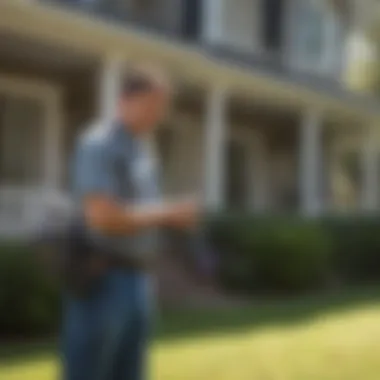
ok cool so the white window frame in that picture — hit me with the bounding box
[0,75,65,233]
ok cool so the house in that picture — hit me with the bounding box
[0,0,379,235]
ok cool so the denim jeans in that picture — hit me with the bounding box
[62,270,153,380]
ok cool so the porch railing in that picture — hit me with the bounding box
[0,186,70,236]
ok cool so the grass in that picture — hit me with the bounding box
[2,285,380,380]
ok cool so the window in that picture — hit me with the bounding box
[261,0,285,52]
[0,95,44,185]
[290,0,343,74]
[182,0,202,40]
[300,3,324,60]
[292,0,325,66]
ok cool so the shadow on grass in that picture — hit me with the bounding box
[0,340,57,367]
[2,285,380,366]
[156,284,380,343]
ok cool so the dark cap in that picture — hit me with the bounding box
[121,65,170,97]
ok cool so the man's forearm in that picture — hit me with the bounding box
[85,196,197,235]
[86,201,170,235]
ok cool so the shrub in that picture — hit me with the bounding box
[0,242,59,337]
[2,213,380,336]
[207,213,380,293]
[208,215,333,294]
[248,221,332,292]
[323,216,380,283]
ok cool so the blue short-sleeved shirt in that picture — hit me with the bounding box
[72,121,161,258]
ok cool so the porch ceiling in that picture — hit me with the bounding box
[0,31,97,75]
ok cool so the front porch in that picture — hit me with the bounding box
[0,33,378,235]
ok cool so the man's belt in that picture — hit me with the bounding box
[105,251,154,272]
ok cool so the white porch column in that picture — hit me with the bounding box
[202,0,225,44]
[203,86,228,210]
[360,123,379,211]
[299,109,323,216]
[98,54,125,125]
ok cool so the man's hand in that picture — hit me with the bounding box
[164,199,200,231]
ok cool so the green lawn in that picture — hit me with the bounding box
[2,286,380,380]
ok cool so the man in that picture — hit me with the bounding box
[63,65,199,380]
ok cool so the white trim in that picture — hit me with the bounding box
[299,108,323,216]
[98,54,125,125]
[203,85,228,210]
[0,75,59,101]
